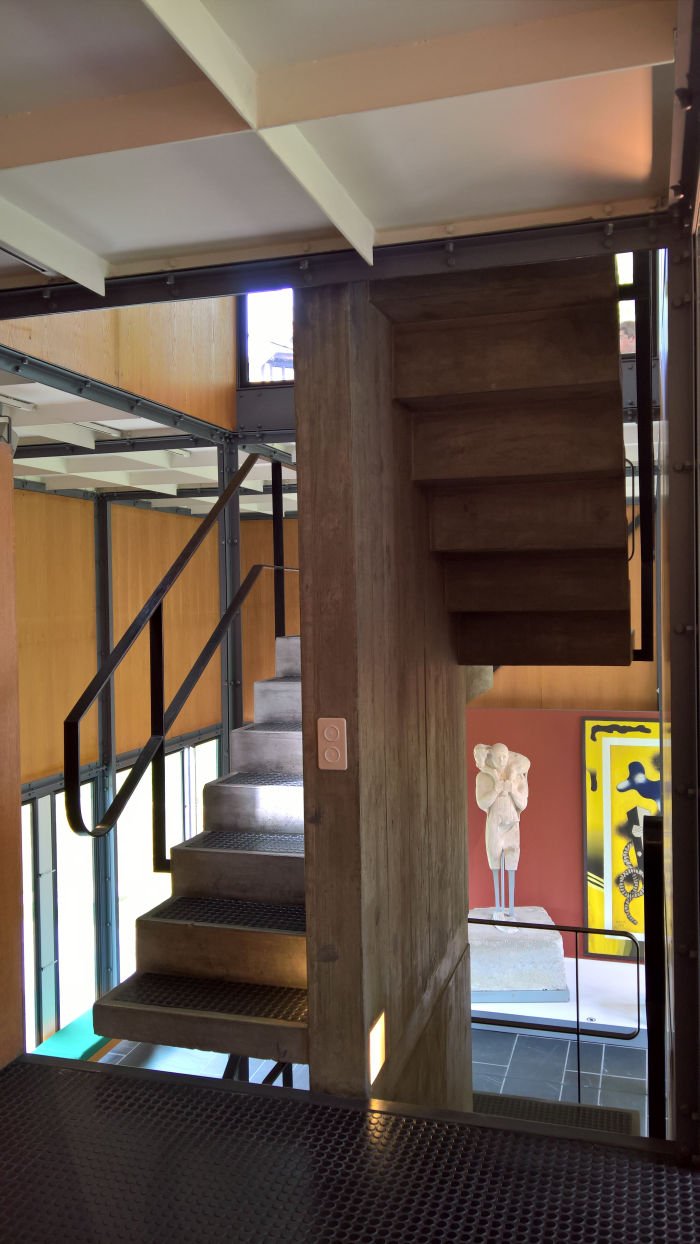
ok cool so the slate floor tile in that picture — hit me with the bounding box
[602,1045,647,1079]
[565,1040,604,1075]
[501,1074,562,1102]
[507,1035,569,1086]
[559,1071,600,1105]
[473,1064,505,1093]
[471,1029,516,1066]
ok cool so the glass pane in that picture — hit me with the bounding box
[55,784,96,1028]
[246,289,294,382]
[194,739,220,834]
[116,763,183,981]
[21,804,36,1052]
[618,299,636,354]
[615,252,634,285]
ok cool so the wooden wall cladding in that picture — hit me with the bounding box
[240,518,300,722]
[111,507,221,754]
[296,283,471,1108]
[0,297,236,430]
[0,445,24,1064]
[15,491,98,782]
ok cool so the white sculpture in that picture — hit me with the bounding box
[474,743,530,916]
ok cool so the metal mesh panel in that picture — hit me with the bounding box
[473,1092,637,1136]
[114,973,308,1021]
[188,830,305,855]
[151,895,307,932]
[1,1060,699,1244]
[240,723,302,733]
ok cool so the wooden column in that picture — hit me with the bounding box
[296,284,471,1109]
[0,441,24,1064]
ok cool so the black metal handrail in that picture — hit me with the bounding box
[64,448,271,845]
[468,916,642,1107]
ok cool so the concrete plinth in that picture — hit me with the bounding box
[468,905,570,1002]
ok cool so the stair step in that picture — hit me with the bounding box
[394,303,619,405]
[371,257,618,325]
[254,677,302,725]
[137,896,307,989]
[412,385,623,484]
[452,610,632,666]
[430,478,626,554]
[172,830,305,902]
[230,722,302,777]
[93,972,308,1063]
[204,770,304,833]
[444,552,630,614]
[275,635,301,679]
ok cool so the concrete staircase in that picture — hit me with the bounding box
[94,636,307,1065]
[372,256,631,666]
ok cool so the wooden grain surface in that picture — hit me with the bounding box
[15,491,98,781]
[240,518,300,722]
[111,506,221,753]
[0,297,236,430]
[0,444,24,1064]
[444,550,630,613]
[412,385,623,483]
[296,283,471,1107]
[371,257,618,325]
[453,610,632,666]
[430,477,627,554]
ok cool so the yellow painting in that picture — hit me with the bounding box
[583,718,661,957]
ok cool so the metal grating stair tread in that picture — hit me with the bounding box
[237,723,303,733]
[216,771,303,787]
[105,972,308,1021]
[183,830,304,855]
[473,1092,638,1136]
[2,1058,699,1244]
[145,895,307,933]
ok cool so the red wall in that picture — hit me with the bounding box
[466,708,658,940]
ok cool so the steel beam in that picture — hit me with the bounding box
[93,498,119,995]
[0,213,678,320]
[14,434,214,459]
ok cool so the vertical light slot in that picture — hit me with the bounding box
[368,1011,386,1085]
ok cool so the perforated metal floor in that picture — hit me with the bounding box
[1,1059,698,1244]
[187,829,305,855]
[217,770,304,787]
[114,972,308,1021]
[149,895,307,932]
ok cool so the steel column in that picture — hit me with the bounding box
[93,498,119,993]
[271,460,286,638]
[633,250,656,661]
[218,444,243,775]
[644,815,667,1139]
[150,605,168,873]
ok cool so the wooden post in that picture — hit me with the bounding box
[295,284,471,1109]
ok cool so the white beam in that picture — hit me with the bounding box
[257,1,675,127]
[0,195,107,295]
[260,127,374,265]
[140,0,374,263]
[15,424,96,451]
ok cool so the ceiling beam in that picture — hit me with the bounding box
[15,424,96,451]
[0,195,107,294]
[257,1,675,127]
[141,0,375,263]
[0,81,248,171]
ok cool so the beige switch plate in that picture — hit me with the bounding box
[317,718,348,771]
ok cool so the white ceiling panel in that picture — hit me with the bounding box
[214,0,630,68]
[0,0,201,114]
[301,67,663,231]
[0,132,333,260]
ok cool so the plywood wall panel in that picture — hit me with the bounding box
[240,518,299,722]
[0,298,236,430]
[15,492,98,782]
[116,298,236,429]
[0,444,24,1064]
[111,507,221,754]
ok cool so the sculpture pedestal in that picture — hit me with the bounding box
[469,905,570,1002]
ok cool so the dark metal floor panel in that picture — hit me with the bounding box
[148,895,307,932]
[187,829,305,855]
[1,1059,698,1244]
[112,972,309,1021]
[217,770,304,786]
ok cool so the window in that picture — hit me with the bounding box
[55,784,96,1028]
[20,805,36,1052]
[242,289,294,383]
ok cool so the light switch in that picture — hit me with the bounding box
[317,718,348,771]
